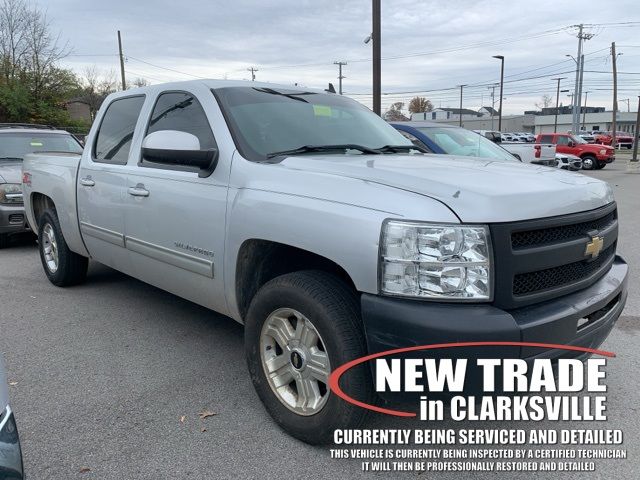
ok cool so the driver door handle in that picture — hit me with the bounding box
[80,177,95,187]
[128,184,150,197]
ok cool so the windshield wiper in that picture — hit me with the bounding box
[266,144,382,159]
[253,87,315,103]
[374,144,429,154]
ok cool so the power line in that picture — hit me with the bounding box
[126,56,205,79]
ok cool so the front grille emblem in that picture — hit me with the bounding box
[585,235,604,259]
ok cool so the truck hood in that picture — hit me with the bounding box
[0,163,22,184]
[278,154,614,223]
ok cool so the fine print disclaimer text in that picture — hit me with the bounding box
[329,428,626,473]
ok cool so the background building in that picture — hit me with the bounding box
[534,110,638,134]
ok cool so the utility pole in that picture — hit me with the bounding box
[247,67,258,81]
[632,96,639,163]
[117,30,126,90]
[372,0,381,116]
[493,55,505,131]
[458,84,466,127]
[582,90,591,130]
[570,25,593,133]
[552,77,566,133]
[620,98,630,112]
[334,61,347,95]
[611,42,618,149]
[577,54,584,131]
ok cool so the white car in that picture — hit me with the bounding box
[556,153,582,171]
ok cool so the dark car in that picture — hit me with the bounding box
[391,121,518,162]
[0,354,23,479]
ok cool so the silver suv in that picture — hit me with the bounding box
[0,124,83,248]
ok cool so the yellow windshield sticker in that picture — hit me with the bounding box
[30,141,43,147]
[313,105,332,117]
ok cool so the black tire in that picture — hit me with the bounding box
[0,233,8,249]
[596,162,606,170]
[245,270,372,444]
[38,209,88,287]
[581,154,596,170]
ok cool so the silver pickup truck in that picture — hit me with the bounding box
[22,80,628,444]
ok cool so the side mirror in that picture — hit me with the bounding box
[141,130,218,177]
[568,141,575,147]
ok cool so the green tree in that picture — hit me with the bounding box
[0,0,85,129]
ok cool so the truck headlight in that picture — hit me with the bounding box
[0,183,23,204]
[380,221,492,300]
[599,149,607,155]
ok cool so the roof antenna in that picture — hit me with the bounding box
[325,82,336,94]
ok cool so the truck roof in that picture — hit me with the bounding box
[105,79,328,102]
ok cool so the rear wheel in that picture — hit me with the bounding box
[581,155,596,170]
[245,271,372,444]
[38,209,88,286]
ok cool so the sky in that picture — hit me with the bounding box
[47,0,640,115]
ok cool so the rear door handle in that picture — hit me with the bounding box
[80,177,95,187]
[128,184,149,197]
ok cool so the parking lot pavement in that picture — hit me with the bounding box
[0,162,638,479]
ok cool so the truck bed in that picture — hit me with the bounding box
[22,152,88,256]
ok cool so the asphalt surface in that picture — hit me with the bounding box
[1,158,639,479]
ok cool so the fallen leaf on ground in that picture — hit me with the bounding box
[79,467,91,473]
[201,427,207,433]
[198,409,217,420]
[179,415,186,423]
[8,381,17,386]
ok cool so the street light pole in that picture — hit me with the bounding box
[632,96,640,163]
[493,55,505,131]
[458,84,466,127]
[372,0,381,116]
[552,77,566,133]
[582,90,591,130]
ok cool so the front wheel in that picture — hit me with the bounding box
[38,209,88,287]
[581,155,596,170]
[0,234,8,249]
[245,271,372,444]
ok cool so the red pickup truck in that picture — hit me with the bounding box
[536,133,615,170]
[594,131,634,149]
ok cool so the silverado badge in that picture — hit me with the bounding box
[585,235,604,259]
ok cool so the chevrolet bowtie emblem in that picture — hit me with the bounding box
[585,235,604,259]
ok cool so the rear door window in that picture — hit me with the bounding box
[93,95,145,165]
[538,135,554,144]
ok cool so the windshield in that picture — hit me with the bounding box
[570,135,588,144]
[0,132,83,162]
[213,87,412,161]
[417,127,517,161]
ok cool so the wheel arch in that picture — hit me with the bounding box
[234,239,358,322]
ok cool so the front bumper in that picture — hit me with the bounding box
[0,406,24,479]
[0,204,29,235]
[361,256,628,361]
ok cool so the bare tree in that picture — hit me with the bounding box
[0,0,30,79]
[383,102,409,121]
[535,94,553,110]
[129,77,149,89]
[78,66,118,119]
[408,96,433,114]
